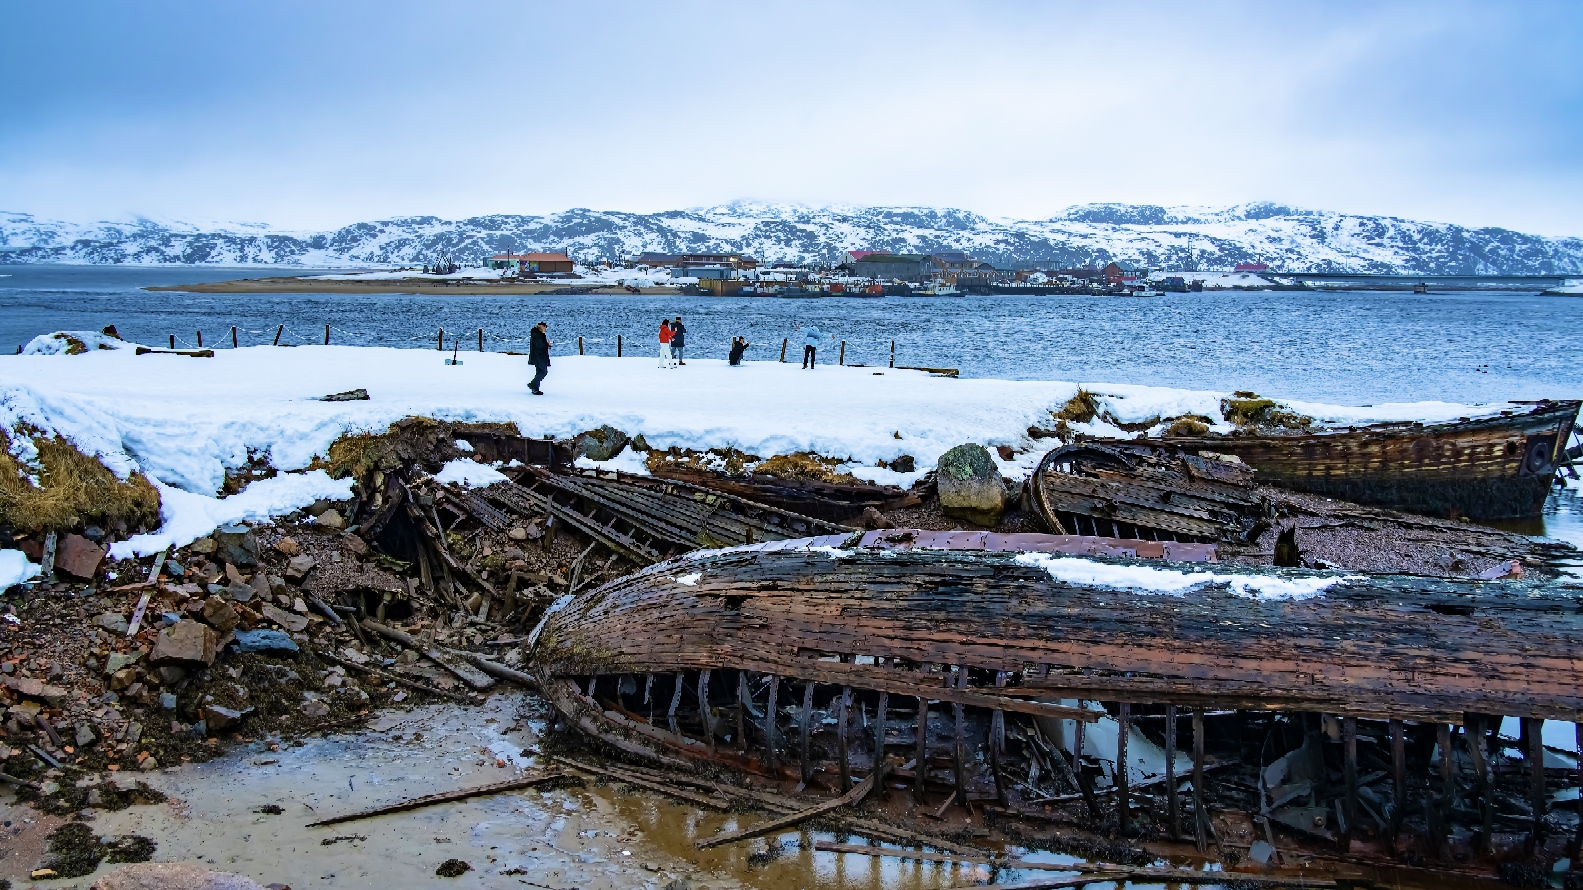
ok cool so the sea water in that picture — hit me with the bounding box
[4,264,1582,544]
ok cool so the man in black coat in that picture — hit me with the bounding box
[528,321,551,395]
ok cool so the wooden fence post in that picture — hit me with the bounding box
[780,338,788,362]
[890,340,895,368]
[273,324,283,346]
[839,340,846,365]
[617,335,622,357]
[168,335,174,349]
[195,330,203,348]
[437,328,444,350]
[578,336,584,355]
[478,328,484,351]
[230,326,238,348]
[324,324,330,345]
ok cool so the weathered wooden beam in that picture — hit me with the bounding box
[1116,701,1131,837]
[305,773,570,827]
[1526,716,1547,851]
[914,694,929,805]
[1193,708,1207,854]
[1165,704,1180,840]
[696,768,879,849]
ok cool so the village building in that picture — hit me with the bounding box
[1102,261,1147,285]
[1234,261,1270,272]
[487,252,575,274]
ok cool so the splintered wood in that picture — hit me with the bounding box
[532,544,1583,722]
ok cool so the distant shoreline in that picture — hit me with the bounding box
[145,275,683,296]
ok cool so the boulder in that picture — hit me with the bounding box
[201,597,239,633]
[231,629,299,656]
[150,620,218,667]
[55,533,106,579]
[890,454,916,474]
[575,425,630,462]
[89,862,268,890]
[343,534,367,557]
[201,704,253,732]
[213,524,259,568]
[935,443,1007,527]
[314,509,345,531]
[261,604,309,634]
[189,537,217,555]
[108,668,137,691]
[96,612,131,635]
[75,723,97,747]
[284,555,316,582]
[272,537,299,556]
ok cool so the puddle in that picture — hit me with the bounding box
[0,691,1136,889]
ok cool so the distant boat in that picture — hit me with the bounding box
[1413,282,1430,294]
[1128,286,1161,297]
[917,282,960,296]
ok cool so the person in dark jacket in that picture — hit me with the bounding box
[528,321,551,395]
[728,336,751,366]
[670,316,687,365]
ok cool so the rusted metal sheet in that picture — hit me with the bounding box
[1158,399,1581,519]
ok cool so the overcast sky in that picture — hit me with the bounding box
[1,1,1580,235]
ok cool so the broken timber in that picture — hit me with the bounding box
[695,768,880,848]
[305,773,572,827]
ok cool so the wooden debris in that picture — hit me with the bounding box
[317,651,473,703]
[696,768,880,849]
[305,773,571,827]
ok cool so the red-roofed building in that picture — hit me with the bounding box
[489,252,575,274]
[1234,262,1269,273]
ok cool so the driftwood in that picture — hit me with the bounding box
[359,619,495,690]
[305,773,571,827]
[696,768,880,849]
[1032,443,1265,542]
[317,651,474,703]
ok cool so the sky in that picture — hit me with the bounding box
[1,1,1580,236]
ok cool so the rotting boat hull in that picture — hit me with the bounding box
[1156,400,1580,520]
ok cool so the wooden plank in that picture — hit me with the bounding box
[305,773,568,826]
[696,768,879,849]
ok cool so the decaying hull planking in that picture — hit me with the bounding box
[1156,399,1581,520]
[1032,442,1268,542]
[531,533,1583,867]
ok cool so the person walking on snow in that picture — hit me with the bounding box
[671,316,687,365]
[800,322,822,368]
[728,335,751,366]
[528,321,552,395]
[658,319,674,368]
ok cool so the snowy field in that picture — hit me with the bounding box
[0,332,1520,566]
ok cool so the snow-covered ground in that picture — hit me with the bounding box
[1151,270,1281,289]
[0,333,1519,561]
[306,265,689,287]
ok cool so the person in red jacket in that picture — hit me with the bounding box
[657,319,674,368]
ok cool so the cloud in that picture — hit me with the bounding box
[1,0,1580,234]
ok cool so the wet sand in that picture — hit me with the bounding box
[146,276,681,296]
[0,692,1028,889]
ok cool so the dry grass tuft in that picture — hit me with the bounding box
[1163,415,1213,437]
[1220,394,1314,431]
[1053,388,1101,424]
[755,451,857,484]
[0,428,160,534]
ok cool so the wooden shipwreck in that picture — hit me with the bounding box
[531,532,1583,868]
[1156,399,1580,520]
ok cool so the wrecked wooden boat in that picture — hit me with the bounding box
[1157,399,1581,520]
[648,465,915,522]
[1030,441,1571,577]
[531,531,1583,869]
[1031,442,1269,543]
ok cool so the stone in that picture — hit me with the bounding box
[201,597,239,633]
[284,555,316,582]
[261,604,310,634]
[159,693,178,710]
[302,700,330,719]
[2,676,68,706]
[314,509,346,530]
[231,629,299,656]
[55,533,107,579]
[189,537,217,555]
[272,537,299,556]
[109,669,137,691]
[201,704,253,732]
[105,652,141,674]
[631,433,651,452]
[935,443,1007,527]
[575,425,630,462]
[155,666,187,686]
[306,499,334,517]
[859,507,896,530]
[291,597,308,614]
[343,535,368,557]
[213,523,260,568]
[150,620,219,666]
[507,526,528,542]
[89,862,271,890]
[890,454,916,474]
[75,723,96,747]
[126,722,142,744]
[96,612,131,634]
[138,755,160,772]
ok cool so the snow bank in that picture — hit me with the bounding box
[108,471,353,559]
[22,331,135,356]
[1014,552,1358,600]
[0,341,1521,557]
[433,458,511,487]
[0,549,41,590]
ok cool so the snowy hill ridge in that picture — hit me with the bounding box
[3,201,1580,274]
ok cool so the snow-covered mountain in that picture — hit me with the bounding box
[3,201,1579,274]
